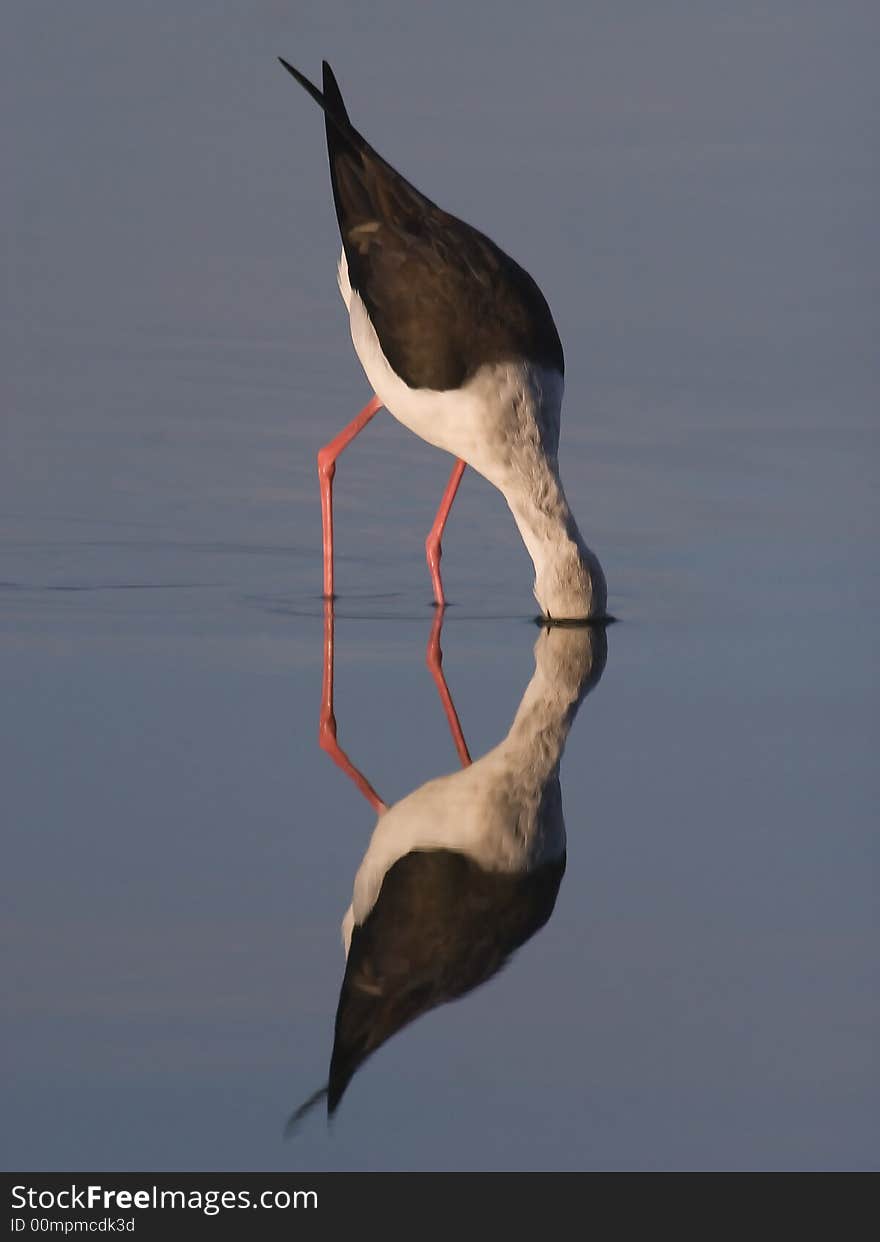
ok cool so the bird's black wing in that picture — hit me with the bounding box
[326,848,566,1114]
[279,58,564,390]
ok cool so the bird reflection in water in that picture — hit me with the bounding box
[289,605,607,1128]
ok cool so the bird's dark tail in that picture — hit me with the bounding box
[278,57,372,263]
[278,58,354,145]
[282,1083,330,1138]
[321,61,351,126]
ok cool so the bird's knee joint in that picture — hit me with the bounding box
[317,449,336,481]
[318,719,337,751]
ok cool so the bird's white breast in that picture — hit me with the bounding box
[337,250,563,490]
[341,749,566,955]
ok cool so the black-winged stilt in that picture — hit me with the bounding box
[279,59,607,620]
[289,607,606,1123]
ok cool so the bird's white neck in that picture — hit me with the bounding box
[464,363,606,621]
[496,623,601,790]
[502,454,606,622]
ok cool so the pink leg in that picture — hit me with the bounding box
[426,608,471,767]
[319,600,387,813]
[425,458,466,606]
[318,394,383,598]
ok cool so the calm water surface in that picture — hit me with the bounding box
[3,3,877,1170]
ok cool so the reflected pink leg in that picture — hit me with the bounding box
[318,394,383,598]
[319,600,387,813]
[426,608,471,767]
[425,458,466,606]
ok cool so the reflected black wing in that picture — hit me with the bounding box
[279,58,564,390]
[327,848,566,1115]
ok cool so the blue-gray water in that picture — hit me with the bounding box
[3,2,877,1170]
